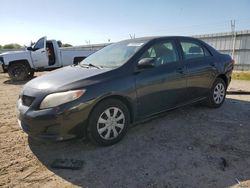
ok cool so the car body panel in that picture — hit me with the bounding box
[134,61,187,117]
[184,56,218,100]
[25,65,112,92]
[1,50,33,67]
[132,38,188,117]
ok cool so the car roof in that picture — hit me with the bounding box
[121,36,218,55]
[123,36,203,43]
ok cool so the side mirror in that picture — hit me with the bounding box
[27,46,33,51]
[137,58,155,69]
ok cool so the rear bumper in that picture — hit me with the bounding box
[16,98,92,141]
[226,66,233,87]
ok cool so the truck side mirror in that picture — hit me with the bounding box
[27,47,33,51]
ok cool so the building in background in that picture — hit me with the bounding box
[195,30,250,71]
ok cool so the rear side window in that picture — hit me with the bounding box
[180,41,210,60]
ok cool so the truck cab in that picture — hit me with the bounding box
[27,37,60,69]
[0,37,97,81]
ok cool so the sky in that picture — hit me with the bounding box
[1,0,250,46]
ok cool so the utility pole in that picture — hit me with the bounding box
[231,20,235,33]
[85,40,91,45]
[231,20,236,59]
[129,34,136,39]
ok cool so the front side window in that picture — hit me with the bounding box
[180,41,209,60]
[139,41,179,66]
[33,38,45,50]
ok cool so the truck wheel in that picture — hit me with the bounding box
[28,70,35,78]
[8,64,29,81]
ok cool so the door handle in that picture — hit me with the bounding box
[41,50,45,53]
[176,67,184,74]
[210,62,215,67]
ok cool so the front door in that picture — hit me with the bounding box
[135,39,187,118]
[31,37,49,68]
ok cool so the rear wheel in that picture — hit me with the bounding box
[207,78,226,108]
[8,63,29,81]
[87,99,130,146]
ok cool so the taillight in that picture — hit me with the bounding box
[231,59,235,64]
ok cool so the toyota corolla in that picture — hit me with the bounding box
[17,36,234,146]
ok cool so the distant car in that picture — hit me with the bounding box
[17,36,234,146]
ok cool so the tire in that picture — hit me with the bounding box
[28,70,35,78]
[87,99,130,146]
[8,63,29,81]
[207,78,226,108]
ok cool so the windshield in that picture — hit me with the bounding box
[80,40,147,68]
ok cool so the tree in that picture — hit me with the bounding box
[57,40,62,47]
[62,43,73,47]
[3,43,22,49]
[0,45,2,49]
[57,40,73,47]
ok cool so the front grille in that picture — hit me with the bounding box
[0,56,4,63]
[22,95,35,107]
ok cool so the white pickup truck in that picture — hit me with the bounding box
[0,37,97,80]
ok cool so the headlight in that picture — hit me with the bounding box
[40,90,86,109]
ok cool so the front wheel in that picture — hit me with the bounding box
[28,70,35,78]
[207,78,226,108]
[87,99,130,146]
[8,63,29,81]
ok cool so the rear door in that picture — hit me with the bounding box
[178,39,216,100]
[31,37,49,68]
[135,39,187,117]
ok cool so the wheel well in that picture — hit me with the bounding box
[9,60,31,70]
[90,95,134,124]
[217,74,228,86]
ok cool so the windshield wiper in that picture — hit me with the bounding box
[89,63,102,69]
[80,63,101,69]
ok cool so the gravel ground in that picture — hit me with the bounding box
[228,80,250,92]
[0,72,250,188]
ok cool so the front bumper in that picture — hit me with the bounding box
[0,61,4,73]
[16,98,92,141]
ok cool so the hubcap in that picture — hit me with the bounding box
[13,68,21,77]
[213,83,225,104]
[12,66,24,78]
[97,107,125,140]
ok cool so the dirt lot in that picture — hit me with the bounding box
[0,72,250,188]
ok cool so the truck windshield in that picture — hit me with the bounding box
[80,40,147,68]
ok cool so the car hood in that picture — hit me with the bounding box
[24,65,112,92]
